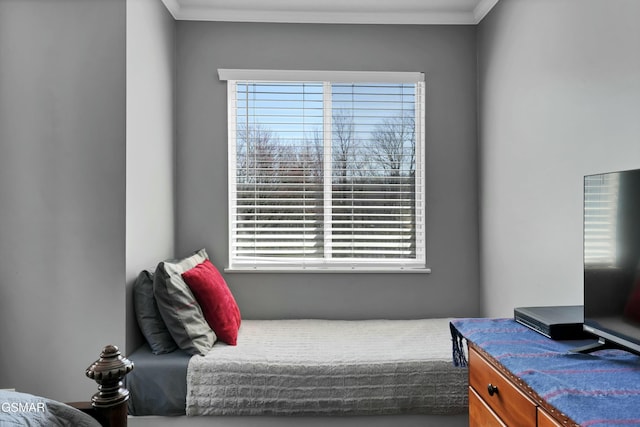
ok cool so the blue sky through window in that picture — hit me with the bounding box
[236,82,417,178]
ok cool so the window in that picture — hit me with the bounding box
[219,69,427,272]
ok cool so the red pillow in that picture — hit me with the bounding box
[182,259,241,345]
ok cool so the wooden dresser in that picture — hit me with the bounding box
[468,343,574,427]
[452,318,640,426]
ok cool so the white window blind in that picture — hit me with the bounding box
[221,70,426,272]
[584,173,619,266]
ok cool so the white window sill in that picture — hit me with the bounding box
[224,266,432,274]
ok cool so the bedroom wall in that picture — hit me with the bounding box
[0,0,126,402]
[478,0,640,316]
[174,22,480,319]
[126,0,176,353]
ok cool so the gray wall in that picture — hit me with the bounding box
[175,22,480,319]
[478,0,640,317]
[126,0,176,353]
[0,0,126,401]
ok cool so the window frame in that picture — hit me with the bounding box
[220,69,429,273]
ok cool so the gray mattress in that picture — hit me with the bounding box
[126,344,191,416]
[187,318,468,416]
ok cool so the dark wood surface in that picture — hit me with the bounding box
[78,344,134,427]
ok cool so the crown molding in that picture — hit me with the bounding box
[473,0,500,23]
[161,0,499,25]
[160,0,180,19]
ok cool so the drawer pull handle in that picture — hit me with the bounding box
[487,383,499,396]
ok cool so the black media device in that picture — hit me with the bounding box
[514,305,587,340]
[572,168,640,356]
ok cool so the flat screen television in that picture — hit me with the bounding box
[575,167,640,355]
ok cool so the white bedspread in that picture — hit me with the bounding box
[186,318,467,416]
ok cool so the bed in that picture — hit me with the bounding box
[126,250,469,425]
[126,318,468,422]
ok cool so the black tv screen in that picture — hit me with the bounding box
[582,168,640,355]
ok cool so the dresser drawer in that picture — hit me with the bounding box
[469,347,537,427]
[538,408,563,427]
[469,385,506,427]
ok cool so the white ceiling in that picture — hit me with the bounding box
[161,0,500,25]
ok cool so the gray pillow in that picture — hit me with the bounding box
[133,270,178,355]
[153,249,216,355]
